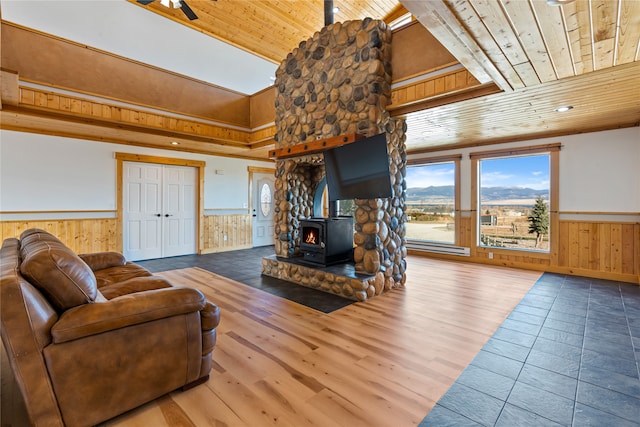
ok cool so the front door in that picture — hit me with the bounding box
[123,162,197,260]
[252,172,275,247]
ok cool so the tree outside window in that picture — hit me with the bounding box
[528,196,549,248]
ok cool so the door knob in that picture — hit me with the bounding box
[164,214,173,217]
[155,214,161,217]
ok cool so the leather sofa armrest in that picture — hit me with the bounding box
[78,252,127,271]
[51,287,206,343]
[200,301,221,331]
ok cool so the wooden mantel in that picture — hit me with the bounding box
[268,133,365,159]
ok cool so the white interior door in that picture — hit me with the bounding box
[252,172,275,247]
[163,166,197,257]
[123,162,196,261]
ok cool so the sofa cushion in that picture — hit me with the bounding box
[20,239,98,312]
[20,228,63,246]
[93,262,152,289]
[78,251,127,271]
[99,276,172,300]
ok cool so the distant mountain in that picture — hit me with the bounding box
[406,185,548,202]
[480,186,548,201]
[406,185,455,201]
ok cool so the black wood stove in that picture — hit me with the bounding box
[299,216,353,266]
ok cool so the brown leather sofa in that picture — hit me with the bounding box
[0,228,220,427]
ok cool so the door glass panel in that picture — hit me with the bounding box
[260,183,272,217]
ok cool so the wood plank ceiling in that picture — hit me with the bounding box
[128,0,405,63]
[129,0,640,154]
[401,0,640,152]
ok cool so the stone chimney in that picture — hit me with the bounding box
[264,19,407,301]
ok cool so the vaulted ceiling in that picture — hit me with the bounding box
[130,0,640,154]
[2,0,639,158]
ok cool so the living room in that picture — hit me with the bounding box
[1,1,639,426]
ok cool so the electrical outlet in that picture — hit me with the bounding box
[223,235,227,241]
[488,252,494,259]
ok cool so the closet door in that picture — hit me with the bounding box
[123,162,163,261]
[162,165,197,257]
[123,162,196,261]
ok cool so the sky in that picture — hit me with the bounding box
[406,154,550,190]
[480,155,550,190]
[406,163,455,187]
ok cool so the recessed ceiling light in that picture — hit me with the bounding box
[171,141,180,145]
[546,0,575,6]
[333,7,340,14]
[555,106,573,112]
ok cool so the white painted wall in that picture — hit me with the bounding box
[2,127,638,220]
[559,128,640,212]
[407,127,640,215]
[0,130,273,219]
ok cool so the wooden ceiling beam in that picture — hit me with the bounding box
[400,0,513,92]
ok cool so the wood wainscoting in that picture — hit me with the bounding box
[0,217,119,253]
[1,213,254,255]
[202,214,252,253]
[556,220,640,283]
[416,215,640,284]
[3,215,637,283]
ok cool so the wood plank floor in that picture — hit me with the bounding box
[1,256,541,426]
[101,256,540,427]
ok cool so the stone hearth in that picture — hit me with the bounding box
[261,19,407,301]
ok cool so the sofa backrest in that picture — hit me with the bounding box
[19,229,99,312]
[0,237,65,426]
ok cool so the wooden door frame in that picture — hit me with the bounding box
[115,153,205,255]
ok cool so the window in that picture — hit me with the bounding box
[389,12,413,30]
[405,159,459,244]
[260,183,272,217]
[472,145,559,253]
[317,180,356,218]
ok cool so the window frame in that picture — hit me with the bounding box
[470,143,560,259]
[405,154,462,246]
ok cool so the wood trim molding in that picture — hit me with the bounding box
[13,86,277,148]
[407,154,462,166]
[0,210,115,214]
[248,166,276,174]
[115,153,205,168]
[559,211,640,216]
[469,143,562,159]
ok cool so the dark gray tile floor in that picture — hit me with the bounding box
[136,246,354,313]
[420,273,640,427]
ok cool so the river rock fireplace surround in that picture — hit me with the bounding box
[261,18,407,301]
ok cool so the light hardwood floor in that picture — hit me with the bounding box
[2,256,541,427]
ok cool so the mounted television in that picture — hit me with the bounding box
[323,133,393,201]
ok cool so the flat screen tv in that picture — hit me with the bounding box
[323,133,393,201]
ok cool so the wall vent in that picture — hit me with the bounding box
[406,240,470,256]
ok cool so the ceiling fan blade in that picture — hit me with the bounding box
[180,0,198,20]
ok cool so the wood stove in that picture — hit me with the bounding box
[299,216,353,265]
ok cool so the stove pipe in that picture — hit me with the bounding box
[324,0,334,26]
